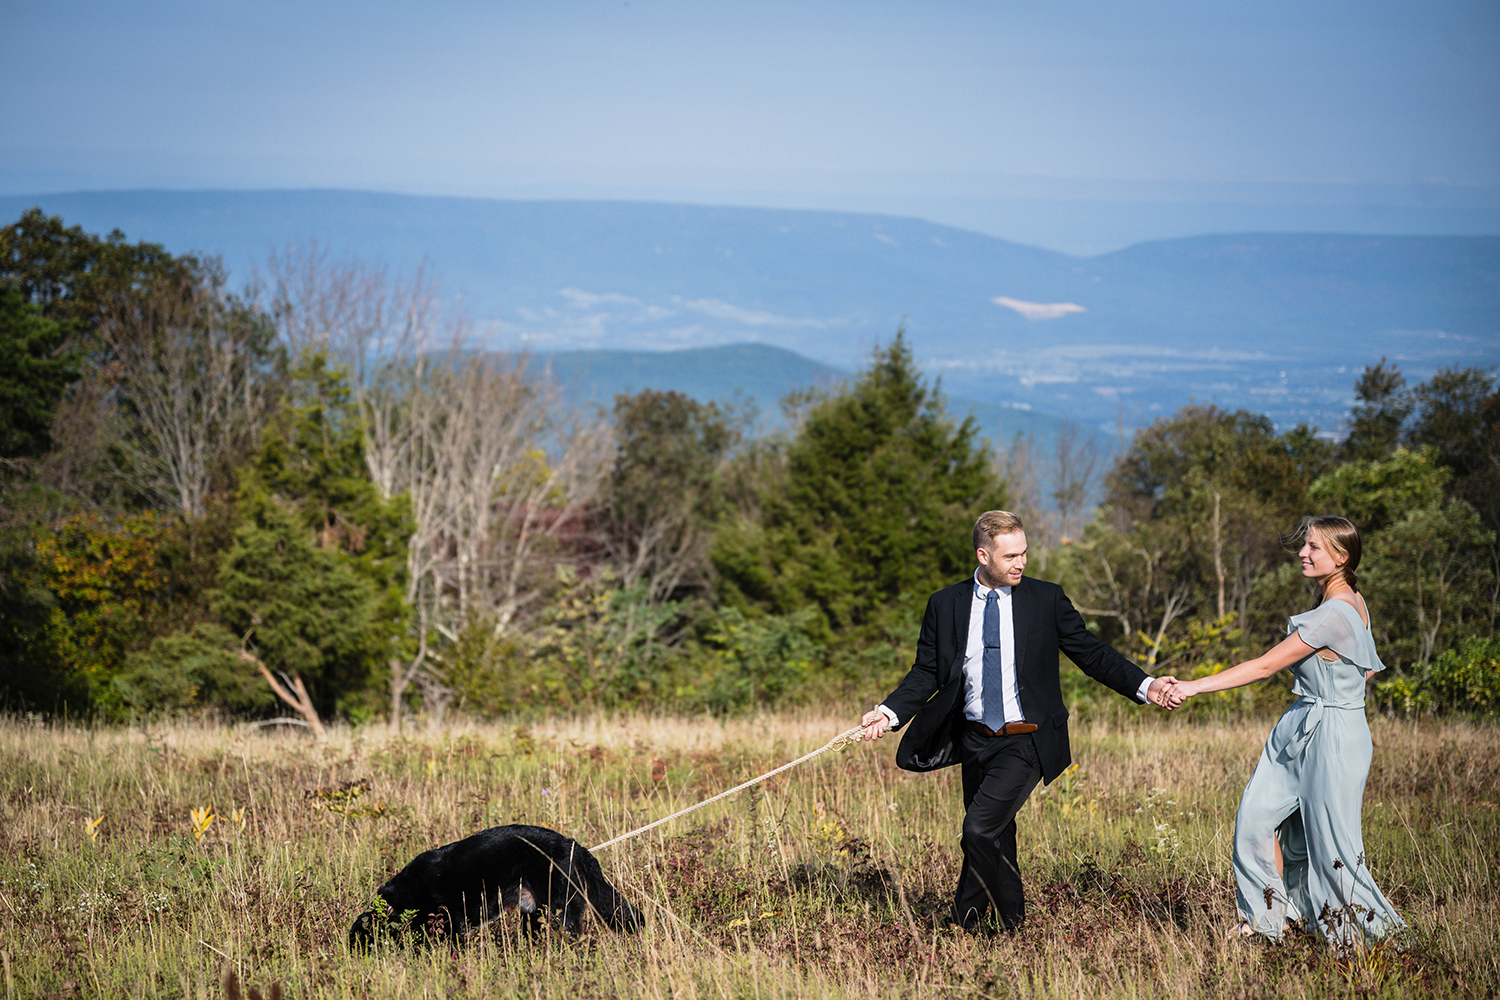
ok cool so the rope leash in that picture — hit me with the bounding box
[592,724,869,852]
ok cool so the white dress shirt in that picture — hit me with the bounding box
[878,570,1155,728]
[962,577,1023,724]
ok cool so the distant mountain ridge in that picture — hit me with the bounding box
[3,189,1495,435]
[530,342,1095,456]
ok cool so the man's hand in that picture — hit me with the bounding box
[860,708,890,740]
[1147,676,1186,710]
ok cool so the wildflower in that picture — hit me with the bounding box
[1151,819,1180,857]
[84,815,104,843]
[15,861,46,894]
[74,889,119,914]
[190,806,215,843]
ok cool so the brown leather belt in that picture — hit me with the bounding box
[968,720,1039,737]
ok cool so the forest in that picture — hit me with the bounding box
[2,207,1497,728]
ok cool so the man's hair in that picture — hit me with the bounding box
[974,510,1025,551]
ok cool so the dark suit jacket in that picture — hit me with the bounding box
[882,575,1149,784]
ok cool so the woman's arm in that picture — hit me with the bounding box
[1177,631,1318,697]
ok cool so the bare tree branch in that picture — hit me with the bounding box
[238,649,327,739]
[105,269,274,516]
[265,245,610,728]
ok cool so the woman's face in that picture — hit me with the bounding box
[1299,527,1345,585]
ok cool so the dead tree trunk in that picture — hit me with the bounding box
[239,650,327,739]
[1210,486,1226,621]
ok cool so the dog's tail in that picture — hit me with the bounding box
[573,845,643,931]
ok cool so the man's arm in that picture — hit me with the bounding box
[1054,589,1155,701]
[859,591,945,739]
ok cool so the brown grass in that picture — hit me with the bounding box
[0,710,1494,998]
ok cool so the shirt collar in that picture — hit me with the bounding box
[973,570,1012,598]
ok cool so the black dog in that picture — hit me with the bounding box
[349,824,641,949]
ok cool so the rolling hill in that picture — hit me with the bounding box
[3,189,1495,437]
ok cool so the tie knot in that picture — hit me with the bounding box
[985,589,999,602]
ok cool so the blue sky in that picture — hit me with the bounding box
[3,0,1498,250]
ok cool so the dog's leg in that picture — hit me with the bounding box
[561,897,585,937]
[516,882,543,936]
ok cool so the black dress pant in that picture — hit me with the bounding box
[953,727,1042,930]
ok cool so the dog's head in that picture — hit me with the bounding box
[608,896,644,932]
[347,909,380,952]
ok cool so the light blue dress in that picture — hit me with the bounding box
[1232,597,1405,945]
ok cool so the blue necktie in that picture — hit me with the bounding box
[982,589,1006,729]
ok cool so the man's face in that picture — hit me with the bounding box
[977,530,1027,589]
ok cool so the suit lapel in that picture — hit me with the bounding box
[1009,577,1034,721]
[948,580,971,685]
[1011,577,1029,677]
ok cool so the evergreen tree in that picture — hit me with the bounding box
[213,487,379,721]
[714,334,1006,648]
[0,285,75,459]
[240,348,409,718]
[256,348,409,587]
[111,350,408,723]
[1342,358,1412,462]
[113,623,273,716]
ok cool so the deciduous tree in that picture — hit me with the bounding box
[265,247,610,726]
[105,265,282,517]
[606,389,741,604]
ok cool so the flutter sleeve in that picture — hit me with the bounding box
[1289,602,1363,662]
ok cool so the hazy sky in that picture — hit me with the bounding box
[3,0,1498,246]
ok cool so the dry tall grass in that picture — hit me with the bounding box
[1,709,1494,999]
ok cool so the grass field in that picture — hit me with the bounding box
[1,708,1495,999]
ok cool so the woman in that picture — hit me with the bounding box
[1172,516,1404,945]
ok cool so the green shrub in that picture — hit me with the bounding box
[1374,635,1500,716]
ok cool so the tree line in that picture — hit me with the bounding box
[2,209,1495,728]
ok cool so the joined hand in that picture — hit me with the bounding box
[1148,676,1189,710]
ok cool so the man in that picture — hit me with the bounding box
[860,510,1179,932]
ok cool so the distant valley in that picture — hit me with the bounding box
[3,189,1495,437]
[531,343,1099,457]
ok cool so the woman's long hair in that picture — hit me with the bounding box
[1292,515,1362,594]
